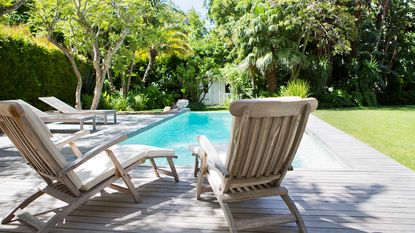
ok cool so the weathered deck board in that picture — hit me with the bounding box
[0,114,414,232]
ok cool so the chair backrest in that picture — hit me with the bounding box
[19,100,50,118]
[39,97,76,112]
[0,100,82,195]
[223,97,318,192]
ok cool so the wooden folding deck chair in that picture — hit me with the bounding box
[192,97,318,233]
[0,100,179,233]
[39,96,117,124]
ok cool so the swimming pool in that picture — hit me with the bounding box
[122,112,343,168]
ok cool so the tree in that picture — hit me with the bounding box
[175,55,221,103]
[232,0,354,93]
[234,2,290,92]
[72,0,132,109]
[140,2,191,85]
[30,0,85,109]
[107,1,149,97]
[0,0,26,16]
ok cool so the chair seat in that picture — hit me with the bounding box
[73,145,174,191]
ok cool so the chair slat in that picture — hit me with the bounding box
[240,118,262,177]
[274,116,301,174]
[249,117,272,177]
[259,117,283,176]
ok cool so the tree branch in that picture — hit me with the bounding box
[0,0,27,17]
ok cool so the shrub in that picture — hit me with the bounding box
[81,94,93,109]
[142,85,174,109]
[279,79,310,98]
[188,102,206,111]
[0,25,92,109]
[317,88,355,108]
[130,93,148,111]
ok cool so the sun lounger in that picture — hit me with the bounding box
[0,100,179,232]
[39,96,117,124]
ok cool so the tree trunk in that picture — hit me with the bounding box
[0,0,26,17]
[90,40,103,110]
[375,0,391,51]
[90,28,129,110]
[290,31,310,81]
[142,47,158,85]
[290,66,301,80]
[351,1,363,57]
[126,59,134,94]
[265,65,277,92]
[107,69,115,92]
[326,42,334,84]
[48,38,83,110]
[91,70,105,110]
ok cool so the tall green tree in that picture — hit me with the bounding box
[30,0,85,109]
[140,2,191,85]
[30,0,143,109]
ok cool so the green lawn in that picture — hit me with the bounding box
[315,106,415,171]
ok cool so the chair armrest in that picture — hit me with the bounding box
[54,130,90,150]
[59,134,128,176]
[197,135,229,178]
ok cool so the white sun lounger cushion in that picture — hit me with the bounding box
[188,143,228,168]
[72,145,175,191]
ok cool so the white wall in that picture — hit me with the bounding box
[201,81,228,105]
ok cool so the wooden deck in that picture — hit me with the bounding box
[0,114,414,232]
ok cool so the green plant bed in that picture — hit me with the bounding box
[315,106,415,171]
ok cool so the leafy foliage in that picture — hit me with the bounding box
[0,25,91,108]
[1,0,414,110]
[279,80,310,98]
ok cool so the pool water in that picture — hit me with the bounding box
[122,112,342,168]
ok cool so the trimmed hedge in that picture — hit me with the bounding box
[0,26,91,109]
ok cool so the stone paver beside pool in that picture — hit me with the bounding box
[0,113,414,232]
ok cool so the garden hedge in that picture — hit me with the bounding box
[0,27,91,109]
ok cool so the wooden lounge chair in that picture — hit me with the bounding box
[0,100,179,233]
[39,96,117,124]
[192,97,318,233]
[18,100,97,131]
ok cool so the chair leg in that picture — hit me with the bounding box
[38,186,105,233]
[166,157,179,182]
[121,174,141,204]
[193,153,199,178]
[219,200,238,233]
[105,149,141,203]
[196,152,208,200]
[149,157,179,182]
[2,190,44,224]
[195,168,206,200]
[281,193,307,233]
[92,118,96,130]
[149,159,160,178]
[113,112,117,123]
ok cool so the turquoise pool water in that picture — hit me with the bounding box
[122,112,343,168]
